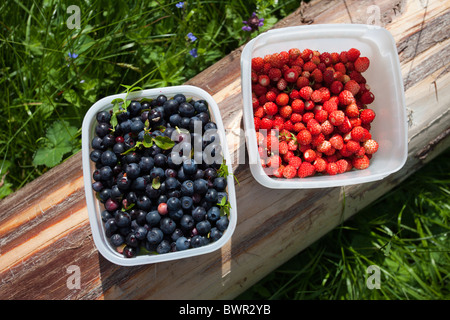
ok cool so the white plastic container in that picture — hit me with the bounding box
[82,85,237,266]
[241,24,407,189]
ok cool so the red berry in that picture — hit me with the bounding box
[288,156,302,169]
[354,56,370,73]
[291,99,305,113]
[251,57,264,71]
[304,149,317,162]
[263,101,278,116]
[360,108,376,124]
[360,91,375,104]
[338,90,356,106]
[344,80,360,96]
[258,74,270,87]
[307,119,321,135]
[347,48,361,62]
[298,162,316,178]
[329,134,344,150]
[268,68,282,81]
[299,86,313,100]
[277,78,288,91]
[326,162,338,175]
[363,139,379,154]
[282,165,297,179]
[296,76,310,89]
[284,68,299,83]
[276,93,290,106]
[297,129,312,145]
[279,105,292,118]
[158,203,168,215]
[352,155,370,170]
[351,126,366,142]
[314,158,327,172]
[336,159,349,174]
[329,110,345,126]
[260,117,273,130]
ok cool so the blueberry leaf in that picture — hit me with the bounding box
[153,136,175,150]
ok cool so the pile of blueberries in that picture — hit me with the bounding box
[89,93,230,258]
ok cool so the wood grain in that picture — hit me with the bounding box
[1,0,449,300]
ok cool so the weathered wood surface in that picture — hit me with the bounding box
[1,0,449,300]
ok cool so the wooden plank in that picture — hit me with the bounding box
[0,0,449,300]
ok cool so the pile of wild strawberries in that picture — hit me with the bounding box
[251,47,379,179]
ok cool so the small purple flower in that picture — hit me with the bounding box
[68,52,78,59]
[176,2,184,8]
[187,32,197,42]
[189,48,198,58]
[242,12,264,32]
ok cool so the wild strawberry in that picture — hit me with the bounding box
[329,134,344,150]
[320,120,334,135]
[311,90,323,103]
[288,48,301,60]
[303,61,317,72]
[336,159,349,174]
[299,86,313,100]
[252,95,260,109]
[323,146,336,156]
[318,87,330,102]
[363,139,379,154]
[304,100,315,111]
[316,140,331,153]
[272,117,285,131]
[351,126,365,142]
[352,155,370,170]
[311,132,325,148]
[298,162,316,178]
[329,110,345,126]
[287,139,298,151]
[260,117,273,130]
[345,103,360,118]
[347,48,361,62]
[251,57,264,71]
[251,71,258,83]
[301,48,313,61]
[344,80,360,96]
[360,91,375,104]
[268,68,282,81]
[254,106,265,118]
[276,93,290,106]
[263,101,278,116]
[307,119,321,135]
[278,140,288,155]
[279,105,292,118]
[288,156,302,169]
[258,146,267,158]
[315,109,328,123]
[346,140,360,153]
[296,76,310,89]
[282,165,297,179]
[293,122,306,132]
[349,70,365,83]
[334,62,346,74]
[360,108,376,124]
[303,149,317,162]
[267,154,282,169]
[339,51,349,63]
[310,68,323,83]
[355,146,366,158]
[266,134,279,151]
[323,68,335,84]
[291,99,304,113]
[283,120,294,132]
[337,116,352,133]
[326,162,338,175]
[272,165,285,178]
[297,129,312,145]
[290,112,302,123]
[354,56,370,73]
[311,55,320,65]
[349,117,362,128]
[252,83,267,97]
[277,78,288,91]
[266,90,277,102]
[258,74,270,87]
[255,131,265,145]
[254,117,261,130]
[319,52,332,65]
[284,68,299,83]
[314,157,327,172]
[338,90,355,106]
[302,112,315,123]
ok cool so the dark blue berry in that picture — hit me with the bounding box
[160,217,177,234]
[193,179,208,195]
[110,233,124,247]
[175,236,190,251]
[167,197,181,212]
[101,150,117,167]
[210,227,223,242]
[196,220,211,235]
[147,228,163,245]
[192,206,206,221]
[156,240,171,254]
[204,188,218,203]
[180,214,195,230]
[97,110,111,123]
[207,206,221,222]
[125,163,140,179]
[146,210,161,227]
[181,196,193,210]
[136,195,152,211]
[139,156,155,173]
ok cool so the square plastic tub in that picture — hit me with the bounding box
[82,85,237,266]
[241,24,407,189]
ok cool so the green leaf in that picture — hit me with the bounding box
[153,136,175,150]
[152,177,161,190]
[143,133,153,148]
[32,120,78,167]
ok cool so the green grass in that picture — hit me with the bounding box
[0,0,299,197]
[237,148,450,300]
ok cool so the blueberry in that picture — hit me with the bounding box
[105,198,119,211]
[181,180,194,196]
[175,236,190,251]
[99,166,113,181]
[125,232,139,247]
[171,228,184,242]
[196,220,211,235]
[190,235,207,248]
[181,196,193,210]
[207,206,221,222]
[197,112,210,126]
[213,177,227,191]
[128,101,142,116]
[97,110,111,123]
[216,215,229,232]
[91,136,105,150]
[110,233,124,247]
[131,119,145,133]
[131,176,147,191]
[135,210,147,225]
[169,208,184,220]
[123,246,137,258]
[180,117,191,129]
[169,113,182,127]
[154,153,167,167]
[92,181,103,192]
[119,119,132,133]
[95,122,111,138]
[100,150,117,167]
[146,210,161,227]
[173,93,186,103]
[139,156,154,173]
[193,178,208,195]
[104,219,118,236]
[125,191,137,205]
[193,100,208,113]
[148,109,163,124]
[150,167,165,180]
[90,149,102,163]
[125,152,141,164]
[113,142,126,155]
[192,206,206,221]
[163,99,179,116]
[183,159,197,176]
[147,228,164,245]
[102,134,116,148]
[115,211,131,228]
[165,168,177,178]
[156,240,171,254]
[217,191,228,204]
[125,163,140,179]
[167,197,181,212]
[155,94,167,106]
[189,116,202,132]
[145,184,161,199]
[160,217,177,234]
[204,188,218,203]
[157,195,168,205]
[136,195,152,211]
[117,174,131,190]
[165,176,180,190]
[204,122,217,131]
[179,102,195,117]
[180,214,195,230]
[101,210,113,222]
[210,227,223,242]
